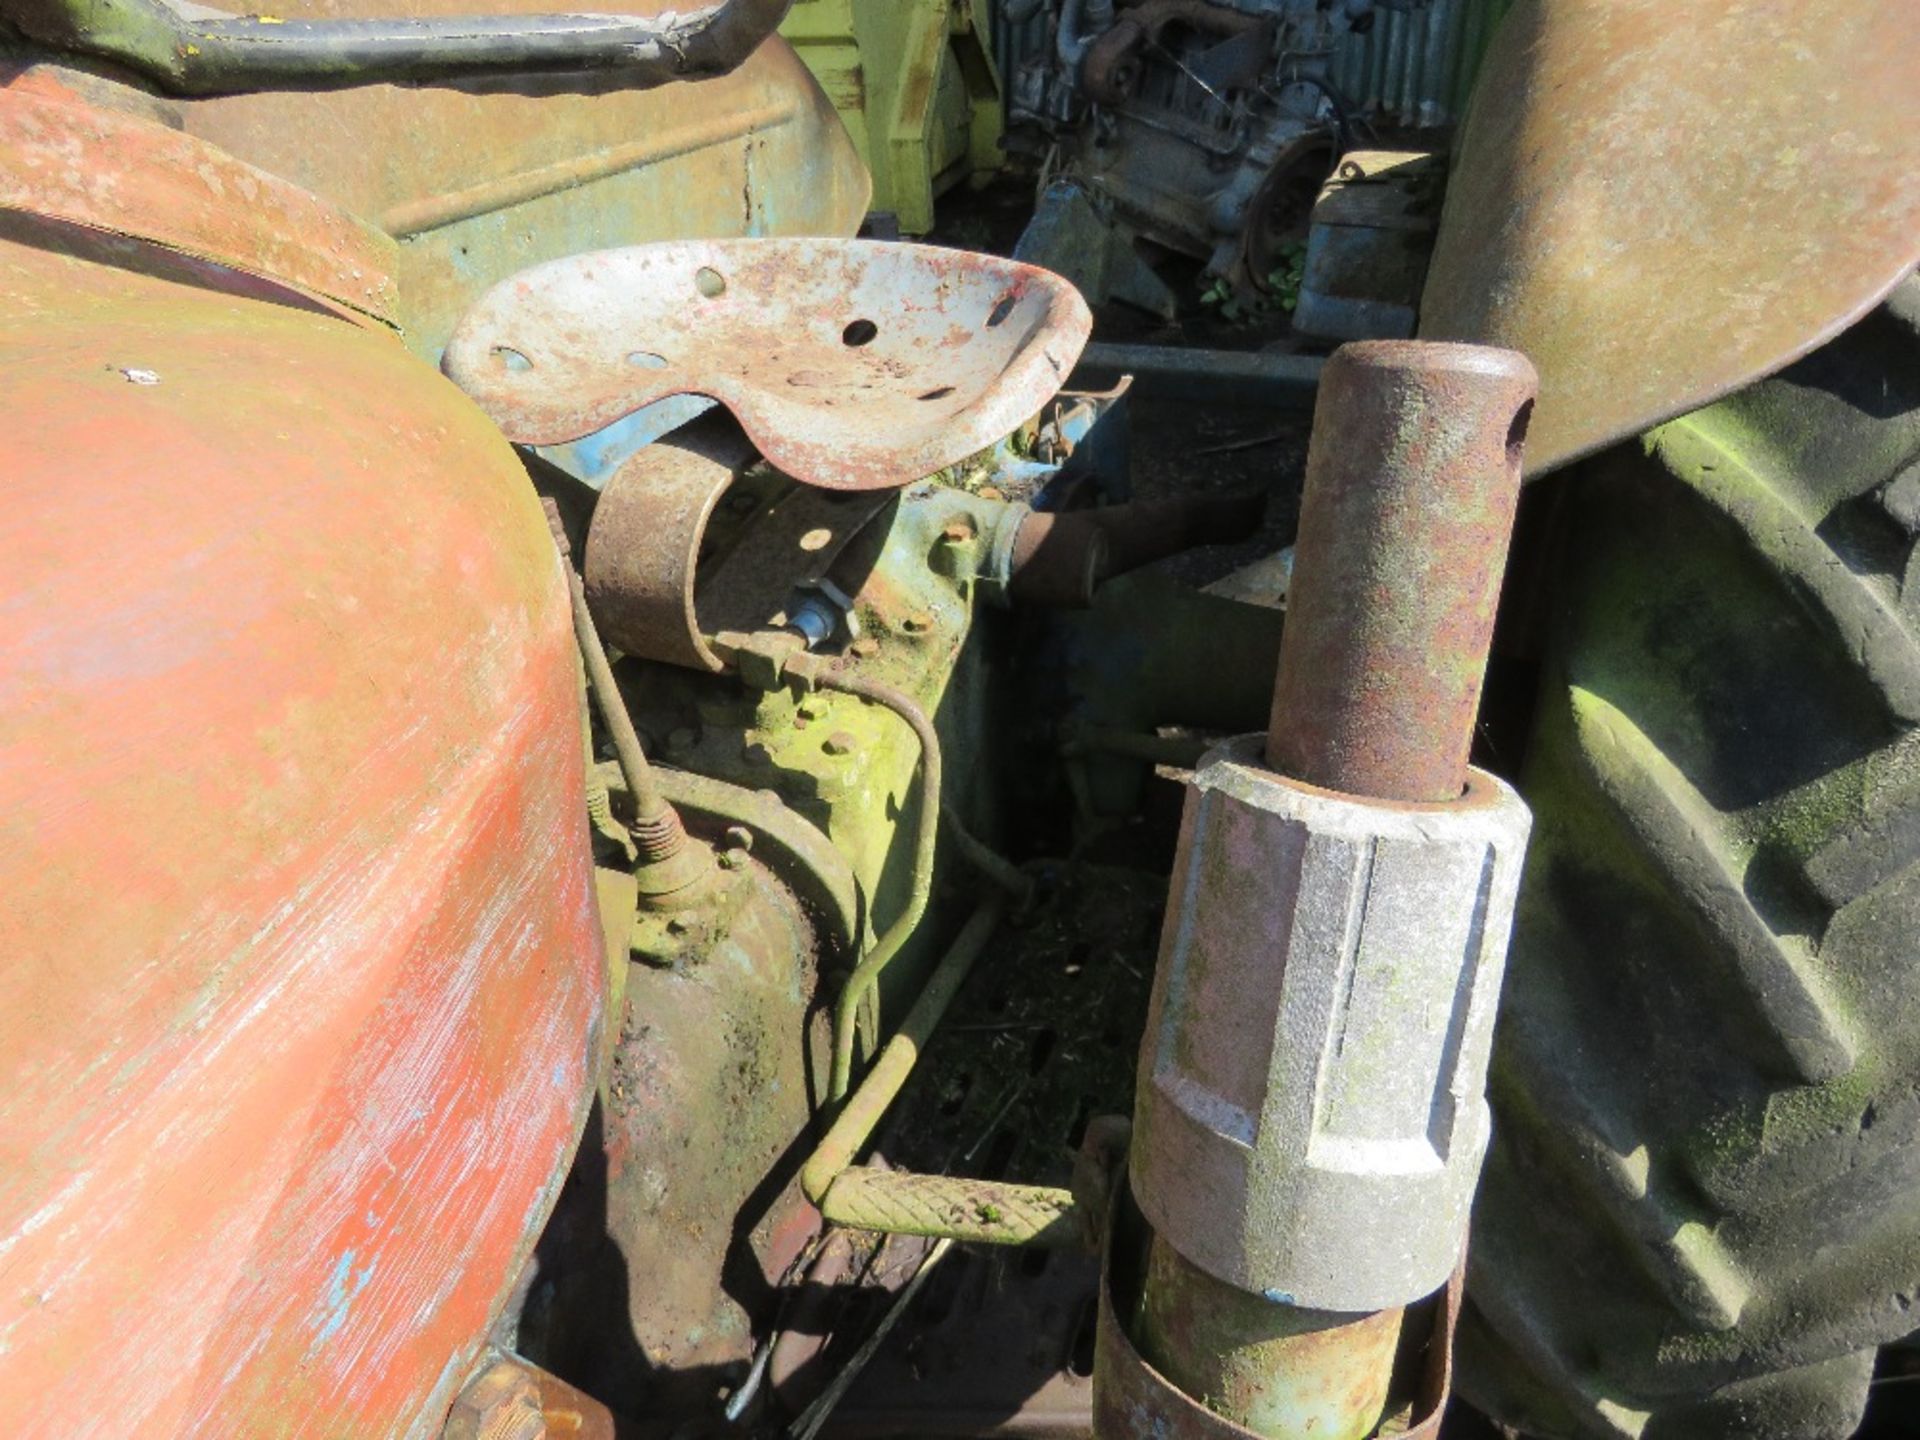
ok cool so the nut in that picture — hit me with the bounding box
[442,1357,545,1440]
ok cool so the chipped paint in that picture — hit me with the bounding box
[0,211,605,1435]
[445,238,1092,491]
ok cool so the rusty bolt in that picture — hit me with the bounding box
[901,613,933,635]
[443,1357,545,1440]
[940,519,976,544]
[723,825,754,853]
[850,637,880,658]
[823,731,857,757]
[666,917,691,937]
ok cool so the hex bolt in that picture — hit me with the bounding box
[443,1356,545,1440]
[940,519,976,544]
[850,637,881,658]
[823,731,857,757]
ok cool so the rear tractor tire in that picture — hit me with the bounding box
[1464,277,1920,1440]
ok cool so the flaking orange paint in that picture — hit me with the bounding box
[0,216,605,1436]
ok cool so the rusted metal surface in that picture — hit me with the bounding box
[635,761,861,952]
[1095,1227,1461,1440]
[524,857,825,1421]
[1007,490,1267,608]
[525,1358,620,1440]
[178,19,870,358]
[582,412,896,669]
[1133,1237,1402,1440]
[1267,340,1535,803]
[585,414,753,671]
[1008,508,1109,608]
[0,73,399,322]
[547,499,716,905]
[1419,0,1920,477]
[444,238,1092,490]
[0,220,604,1434]
[1117,338,1532,1438]
[444,1353,617,1440]
[12,0,794,93]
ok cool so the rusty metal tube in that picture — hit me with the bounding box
[821,671,943,1102]
[941,808,1036,908]
[1266,341,1537,803]
[1133,1241,1403,1440]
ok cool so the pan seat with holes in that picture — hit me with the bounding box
[444,239,1093,491]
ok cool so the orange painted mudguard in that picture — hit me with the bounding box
[0,141,606,1438]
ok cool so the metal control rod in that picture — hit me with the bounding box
[545,499,672,826]
[545,498,714,903]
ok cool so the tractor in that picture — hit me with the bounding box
[1,2,1917,1438]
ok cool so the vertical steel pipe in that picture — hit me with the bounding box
[1266,340,1536,802]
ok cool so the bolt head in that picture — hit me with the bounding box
[823,731,857,757]
[444,1359,545,1440]
[850,637,880,658]
[941,520,976,544]
[902,614,933,634]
